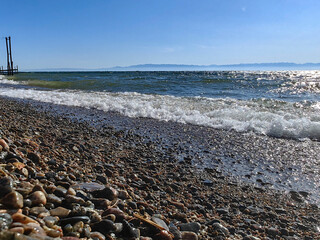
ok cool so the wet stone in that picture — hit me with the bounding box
[44,216,59,228]
[102,208,125,221]
[1,190,24,209]
[121,219,140,238]
[92,219,116,235]
[152,216,169,231]
[30,191,47,206]
[54,186,68,197]
[65,195,86,205]
[0,213,12,230]
[60,216,90,226]
[179,222,201,233]
[212,223,229,236]
[0,177,14,198]
[47,194,63,205]
[27,152,41,163]
[92,186,118,200]
[50,207,71,218]
[181,231,198,240]
[30,206,49,216]
[169,223,182,240]
[266,227,280,237]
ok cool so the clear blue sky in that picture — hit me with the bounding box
[1,0,320,69]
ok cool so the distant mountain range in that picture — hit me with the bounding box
[110,62,320,71]
[24,62,320,72]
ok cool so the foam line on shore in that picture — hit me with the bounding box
[0,86,319,140]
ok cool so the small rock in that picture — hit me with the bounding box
[1,191,24,209]
[155,230,173,240]
[212,223,229,236]
[92,219,116,235]
[0,213,12,230]
[29,206,49,216]
[169,223,182,240]
[27,152,41,163]
[121,219,140,238]
[181,231,198,240]
[30,191,47,206]
[179,222,201,233]
[47,194,63,205]
[102,208,125,221]
[0,177,13,198]
[266,227,280,237]
[0,139,9,151]
[92,186,118,200]
[90,231,106,240]
[290,191,304,202]
[44,216,59,228]
[50,207,71,218]
[59,216,90,226]
[152,216,169,231]
[11,212,39,224]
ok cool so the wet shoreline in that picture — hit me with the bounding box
[21,97,320,206]
[0,97,319,239]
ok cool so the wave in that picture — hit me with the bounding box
[0,86,319,140]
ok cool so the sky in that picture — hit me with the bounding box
[1,0,320,70]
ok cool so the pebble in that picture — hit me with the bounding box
[179,222,201,233]
[1,191,24,209]
[90,231,106,240]
[121,219,140,238]
[43,216,59,228]
[92,219,116,234]
[102,208,125,221]
[212,223,229,236]
[0,177,13,198]
[11,212,39,224]
[0,213,12,230]
[156,230,173,240]
[0,139,9,151]
[152,216,169,231]
[181,231,198,240]
[50,207,71,217]
[59,216,90,225]
[92,186,118,200]
[30,191,47,206]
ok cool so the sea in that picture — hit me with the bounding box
[1,71,320,204]
[1,71,320,140]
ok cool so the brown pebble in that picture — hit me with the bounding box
[1,191,24,209]
[90,231,106,240]
[50,207,71,217]
[102,208,125,221]
[46,228,62,238]
[30,191,47,206]
[181,231,198,240]
[12,212,39,225]
[67,187,76,196]
[155,230,173,240]
[0,139,9,151]
[9,227,24,234]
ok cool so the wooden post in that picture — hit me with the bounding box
[8,36,13,75]
[5,37,10,75]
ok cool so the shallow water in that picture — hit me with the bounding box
[1,71,320,140]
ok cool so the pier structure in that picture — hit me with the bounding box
[0,36,18,75]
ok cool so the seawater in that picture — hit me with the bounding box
[1,71,320,140]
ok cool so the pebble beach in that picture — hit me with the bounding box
[0,97,319,240]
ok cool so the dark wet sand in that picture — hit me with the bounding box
[0,97,319,239]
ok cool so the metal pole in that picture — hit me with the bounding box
[8,36,13,75]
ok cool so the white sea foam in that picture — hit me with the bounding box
[0,76,20,85]
[0,87,319,140]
